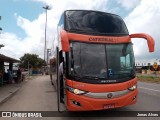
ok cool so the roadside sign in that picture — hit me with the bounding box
[152,62,158,70]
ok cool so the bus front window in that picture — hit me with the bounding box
[80,43,106,77]
[69,42,107,78]
[106,43,135,79]
[68,42,135,83]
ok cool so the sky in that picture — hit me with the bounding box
[0,0,160,64]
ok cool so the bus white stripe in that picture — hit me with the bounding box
[139,87,160,93]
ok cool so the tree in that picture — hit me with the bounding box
[0,44,4,49]
[19,53,46,69]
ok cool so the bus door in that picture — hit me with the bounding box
[56,48,65,112]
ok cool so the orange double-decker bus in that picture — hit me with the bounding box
[54,10,155,111]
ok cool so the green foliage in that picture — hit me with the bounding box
[19,53,46,69]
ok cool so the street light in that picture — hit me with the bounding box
[42,5,51,63]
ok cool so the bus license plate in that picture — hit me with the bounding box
[103,104,115,109]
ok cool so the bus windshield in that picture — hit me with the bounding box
[68,42,135,83]
[65,10,129,36]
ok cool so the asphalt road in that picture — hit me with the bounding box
[0,75,159,120]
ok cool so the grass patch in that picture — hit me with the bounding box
[137,76,160,83]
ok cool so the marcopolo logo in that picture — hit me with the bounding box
[107,93,113,99]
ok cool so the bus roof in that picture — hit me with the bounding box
[59,10,129,36]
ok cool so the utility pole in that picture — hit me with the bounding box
[28,61,30,76]
[0,16,3,49]
[42,5,51,63]
[47,49,51,65]
[0,16,2,34]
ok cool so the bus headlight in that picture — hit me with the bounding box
[66,86,88,95]
[73,89,87,95]
[128,85,137,91]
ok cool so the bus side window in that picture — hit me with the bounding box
[59,50,63,64]
[62,52,66,75]
[59,50,64,75]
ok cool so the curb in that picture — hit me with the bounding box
[0,87,21,105]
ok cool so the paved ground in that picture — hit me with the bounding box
[0,75,60,120]
[0,75,56,111]
[0,75,159,120]
[0,83,22,105]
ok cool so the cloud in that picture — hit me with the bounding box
[1,13,47,59]
[1,0,159,63]
[125,0,160,62]
[0,32,29,59]
[33,0,109,11]
[117,0,141,10]
[1,0,109,60]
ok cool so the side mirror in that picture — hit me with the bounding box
[60,30,70,52]
[130,33,155,52]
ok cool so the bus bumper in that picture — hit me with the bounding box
[66,89,138,111]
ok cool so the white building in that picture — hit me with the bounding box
[135,58,160,67]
